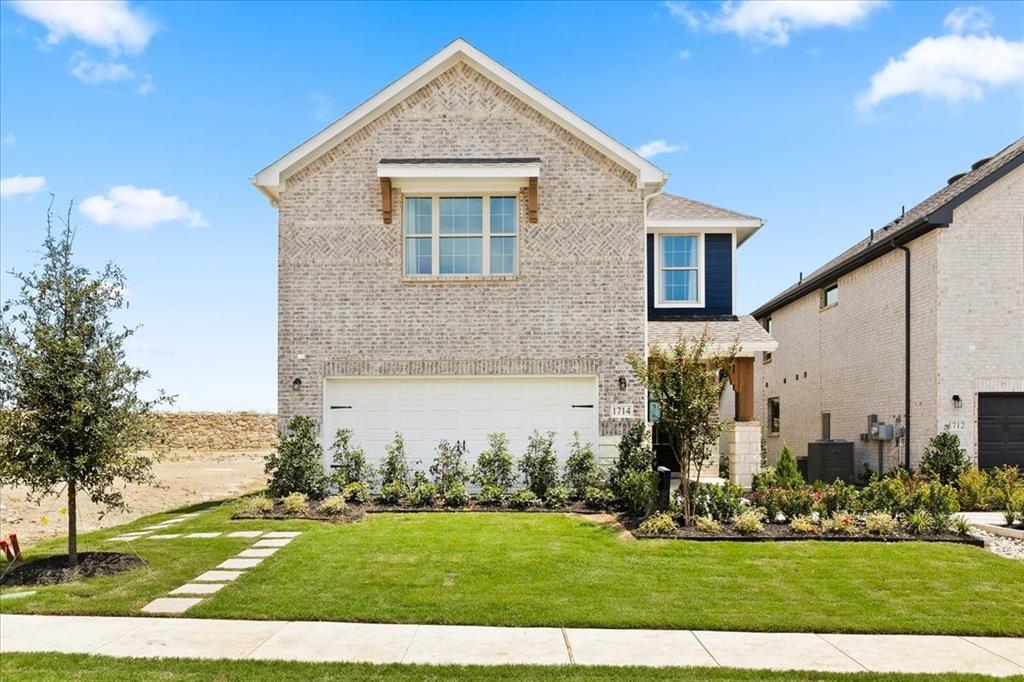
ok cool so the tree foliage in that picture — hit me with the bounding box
[626,330,735,524]
[0,204,172,565]
[330,428,373,486]
[265,415,328,499]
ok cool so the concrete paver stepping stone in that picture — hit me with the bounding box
[227,531,264,538]
[695,631,862,673]
[170,583,226,596]
[0,614,142,653]
[140,598,204,614]
[195,570,244,582]
[964,636,1024,667]
[263,531,301,538]
[249,621,419,663]
[403,624,570,665]
[218,558,264,569]
[94,617,287,660]
[238,548,278,558]
[148,534,182,540]
[567,628,716,667]
[821,634,1024,676]
[184,532,221,538]
[109,534,148,542]
[254,538,292,547]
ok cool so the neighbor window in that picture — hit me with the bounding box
[658,234,700,304]
[822,283,838,307]
[768,397,780,435]
[404,195,517,276]
[821,412,831,440]
[763,317,773,363]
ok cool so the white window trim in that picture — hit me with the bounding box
[403,193,518,278]
[653,231,704,308]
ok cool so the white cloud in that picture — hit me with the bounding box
[1,175,46,198]
[634,140,687,159]
[667,1,886,46]
[11,0,155,55]
[944,6,992,35]
[80,186,206,230]
[2,133,15,147]
[137,73,154,95]
[859,33,1024,109]
[677,49,692,60]
[70,53,135,84]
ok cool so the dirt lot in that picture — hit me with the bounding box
[0,450,269,546]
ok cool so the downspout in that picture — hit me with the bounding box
[895,241,911,470]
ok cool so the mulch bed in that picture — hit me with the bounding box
[1,552,147,587]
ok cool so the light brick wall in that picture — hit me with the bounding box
[934,167,1024,463]
[756,163,1022,472]
[277,63,646,443]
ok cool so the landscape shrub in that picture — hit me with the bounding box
[281,492,309,515]
[748,487,782,522]
[319,494,347,516]
[544,486,571,509]
[518,430,559,498]
[865,511,898,535]
[856,473,918,516]
[341,481,370,505]
[951,515,972,537]
[733,510,764,535]
[777,486,815,521]
[811,480,857,517]
[694,516,722,533]
[330,429,373,487]
[956,468,991,511]
[790,515,817,534]
[476,483,504,506]
[443,481,469,508]
[914,480,960,529]
[562,432,599,499]
[472,432,515,494]
[236,495,273,516]
[430,440,470,497]
[1004,489,1024,526]
[265,416,328,499]
[990,466,1023,525]
[638,512,677,535]
[609,420,655,498]
[775,445,804,487]
[407,482,438,507]
[619,469,657,514]
[920,431,970,485]
[820,512,857,535]
[378,481,408,506]
[509,489,538,510]
[379,433,410,488]
[751,465,778,491]
[905,510,928,535]
[583,485,616,510]
[691,481,745,522]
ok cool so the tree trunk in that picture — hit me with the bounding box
[67,478,77,567]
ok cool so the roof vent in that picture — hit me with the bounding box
[947,172,967,185]
[971,156,992,171]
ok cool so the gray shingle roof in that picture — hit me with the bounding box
[647,193,761,222]
[752,137,1024,319]
[648,315,777,354]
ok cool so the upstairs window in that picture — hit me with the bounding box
[767,397,780,435]
[821,283,838,308]
[657,234,701,305]
[404,195,518,277]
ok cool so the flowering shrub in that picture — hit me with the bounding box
[812,481,857,517]
[777,487,815,521]
[638,512,677,536]
[865,511,898,535]
[748,487,782,522]
[820,512,857,535]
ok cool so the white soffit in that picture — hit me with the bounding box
[645,218,765,247]
[252,38,667,205]
[378,161,539,193]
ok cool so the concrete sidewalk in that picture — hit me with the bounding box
[1,614,1022,676]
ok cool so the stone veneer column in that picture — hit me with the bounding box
[728,421,762,488]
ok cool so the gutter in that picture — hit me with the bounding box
[895,241,911,470]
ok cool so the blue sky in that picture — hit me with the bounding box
[2,1,1022,412]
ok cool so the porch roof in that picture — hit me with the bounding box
[647,315,777,356]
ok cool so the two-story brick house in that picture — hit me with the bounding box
[253,39,775,481]
[753,138,1024,474]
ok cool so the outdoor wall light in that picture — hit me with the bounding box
[952,394,962,409]
[292,377,302,392]
[618,376,627,390]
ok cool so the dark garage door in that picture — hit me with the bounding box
[978,393,1024,470]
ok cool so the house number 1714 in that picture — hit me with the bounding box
[611,404,634,418]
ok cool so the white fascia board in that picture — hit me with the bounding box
[252,39,667,203]
[390,178,530,193]
[377,163,540,179]
[645,218,764,247]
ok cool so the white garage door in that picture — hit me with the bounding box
[323,375,599,473]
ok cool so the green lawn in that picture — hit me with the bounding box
[3,654,1014,682]
[3,502,1023,635]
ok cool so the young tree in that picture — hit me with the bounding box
[0,203,172,566]
[627,330,735,525]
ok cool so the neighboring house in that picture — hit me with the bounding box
[253,39,775,482]
[752,138,1024,474]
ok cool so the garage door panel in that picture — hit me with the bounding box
[979,393,1024,470]
[324,376,599,475]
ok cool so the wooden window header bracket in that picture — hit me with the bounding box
[380,178,393,224]
[527,177,538,223]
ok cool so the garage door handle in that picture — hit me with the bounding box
[330,405,352,410]
[571,404,594,409]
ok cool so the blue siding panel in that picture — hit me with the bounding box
[647,233,733,320]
